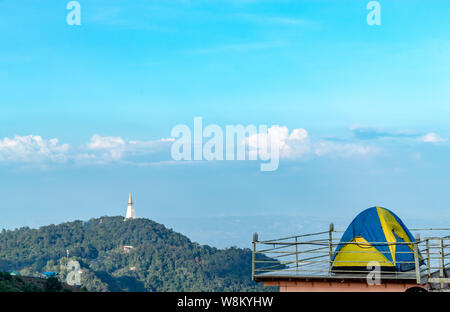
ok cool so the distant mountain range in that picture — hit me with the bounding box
[157,214,450,248]
[157,215,345,248]
[0,216,275,292]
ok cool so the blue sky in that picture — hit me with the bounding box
[1,0,450,247]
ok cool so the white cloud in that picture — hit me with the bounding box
[86,134,127,160]
[0,135,69,163]
[0,134,173,165]
[420,133,445,143]
[247,126,376,160]
[247,126,311,159]
[87,134,126,150]
[85,134,173,162]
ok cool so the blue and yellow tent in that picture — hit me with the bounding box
[332,207,423,272]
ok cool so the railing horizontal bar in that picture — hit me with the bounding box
[254,268,293,274]
[336,241,416,245]
[255,268,419,275]
[257,250,421,256]
[428,278,450,283]
[335,251,414,254]
[254,260,287,264]
[256,246,296,253]
[255,272,417,276]
[258,231,330,243]
[298,254,329,262]
[257,241,327,246]
[255,260,296,265]
[294,261,327,269]
[333,260,415,264]
[256,263,289,270]
[410,228,450,231]
[270,252,299,258]
[257,244,294,253]
[260,260,330,265]
[257,242,419,249]
[428,266,449,270]
[296,246,329,254]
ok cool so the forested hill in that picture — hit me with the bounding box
[0,216,272,292]
[0,272,79,292]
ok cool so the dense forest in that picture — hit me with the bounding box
[0,216,274,292]
[0,272,78,292]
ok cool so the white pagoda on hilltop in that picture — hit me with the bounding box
[125,192,137,220]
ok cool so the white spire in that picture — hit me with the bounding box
[125,192,136,220]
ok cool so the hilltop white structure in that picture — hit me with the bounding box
[125,192,137,220]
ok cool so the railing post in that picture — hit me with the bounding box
[329,223,334,276]
[413,234,421,284]
[252,232,258,281]
[426,239,430,279]
[295,236,299,271]
[439,238,445,289]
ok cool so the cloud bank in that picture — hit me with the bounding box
[0,134,173,165]
[0,125,445,167]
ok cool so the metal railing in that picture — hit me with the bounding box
[252,225,450,290]
[419,235,450,291]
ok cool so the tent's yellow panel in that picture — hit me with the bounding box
[376,207,414,265]
[333,236,394,268]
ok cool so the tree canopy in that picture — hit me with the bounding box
[0,216,274,292]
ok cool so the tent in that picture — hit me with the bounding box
[331,207,423,272]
